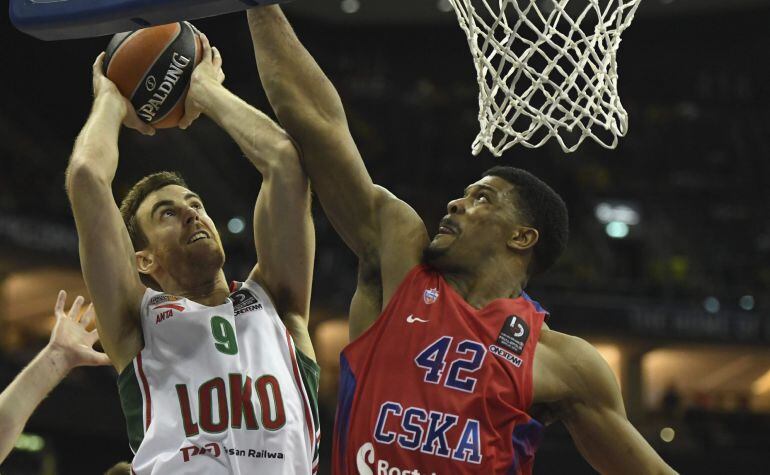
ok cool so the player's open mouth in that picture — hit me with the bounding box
[437,218,459,236]
[187,231,210,244]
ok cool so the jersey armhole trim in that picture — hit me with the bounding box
[296,348,321,439]
[343,264,427,354]
[284,329,321,466]
[243,278,279,312]
[117,359,145,454]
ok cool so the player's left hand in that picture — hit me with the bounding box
[47,290,111,370]
[179,32,226,130]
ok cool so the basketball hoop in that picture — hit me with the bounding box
[447,0,642,155]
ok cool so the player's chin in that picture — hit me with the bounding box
[187,240,225,261]
[431,233,456,248]
[422,237,453,263]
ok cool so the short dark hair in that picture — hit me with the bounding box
[119,171,188,251]
[483,166,569,276]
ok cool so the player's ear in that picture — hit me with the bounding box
[507,226,538,251]
[136,250,157,276]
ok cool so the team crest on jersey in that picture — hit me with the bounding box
[231,288,263,315]
[423,288,439,305]
[149,294,182,306]
[497,315,530,355]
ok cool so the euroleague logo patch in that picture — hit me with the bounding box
[423,288,439,305]
[231,289,263,316]
[496,315,530,355]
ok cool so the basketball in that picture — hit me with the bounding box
[103,21,202,129]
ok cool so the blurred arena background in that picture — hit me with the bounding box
[1,0,769,473]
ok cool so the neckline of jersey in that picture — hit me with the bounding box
[437,270,531,314]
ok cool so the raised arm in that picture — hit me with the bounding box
[65,56,153,372]
[559,337,676,475]
[181,35,315,358]
[0,291,109,463]
[246,7,427,263]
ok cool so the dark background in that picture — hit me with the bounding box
[1,0,769,473]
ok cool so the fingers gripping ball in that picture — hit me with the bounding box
[103,22,202,129]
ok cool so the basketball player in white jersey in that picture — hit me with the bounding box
[66,33,320,474]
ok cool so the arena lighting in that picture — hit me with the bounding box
[14,433,45,452]
[703,296,720,314]
[593,344,621,386]
[227,217,245,234]
[739,295,755,311]
[594,202,641,225]
[436,0,453,12]
[753,370,770,395]
[340,0,360,14]
[659,427,675,443]
[605,221,629,239]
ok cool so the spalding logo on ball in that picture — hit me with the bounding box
[103,21,202,129]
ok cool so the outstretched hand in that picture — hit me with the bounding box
[92,52,155,136]
[47,290,111,370]
[179,32,226,130]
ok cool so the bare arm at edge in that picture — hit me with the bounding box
[185,36,316,359]
[554,335,677,475]
[0,292,110,463]
[247,7,428,335]
[246,6,428,264]
[65,55,153,373]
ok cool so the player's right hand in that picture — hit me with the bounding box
[47,290,111,370]
[92,52,155,136]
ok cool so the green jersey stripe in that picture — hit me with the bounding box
[295,348,321,460]
[118,361,146,454]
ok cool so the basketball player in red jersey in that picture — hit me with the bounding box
[247,6,675,474]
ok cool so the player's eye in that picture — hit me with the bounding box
[163,209,175,217]
[477,193,489,203]
[191,202,202,210]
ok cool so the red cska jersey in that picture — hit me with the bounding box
[333,265,547,475]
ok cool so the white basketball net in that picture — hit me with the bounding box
[447,0,642,155]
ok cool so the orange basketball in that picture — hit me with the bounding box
[103,22,202,129]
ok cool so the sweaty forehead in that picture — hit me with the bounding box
[467,175,515,195]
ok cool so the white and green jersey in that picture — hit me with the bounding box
[118,280,320,474]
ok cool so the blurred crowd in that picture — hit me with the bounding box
[4,10,767,308]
